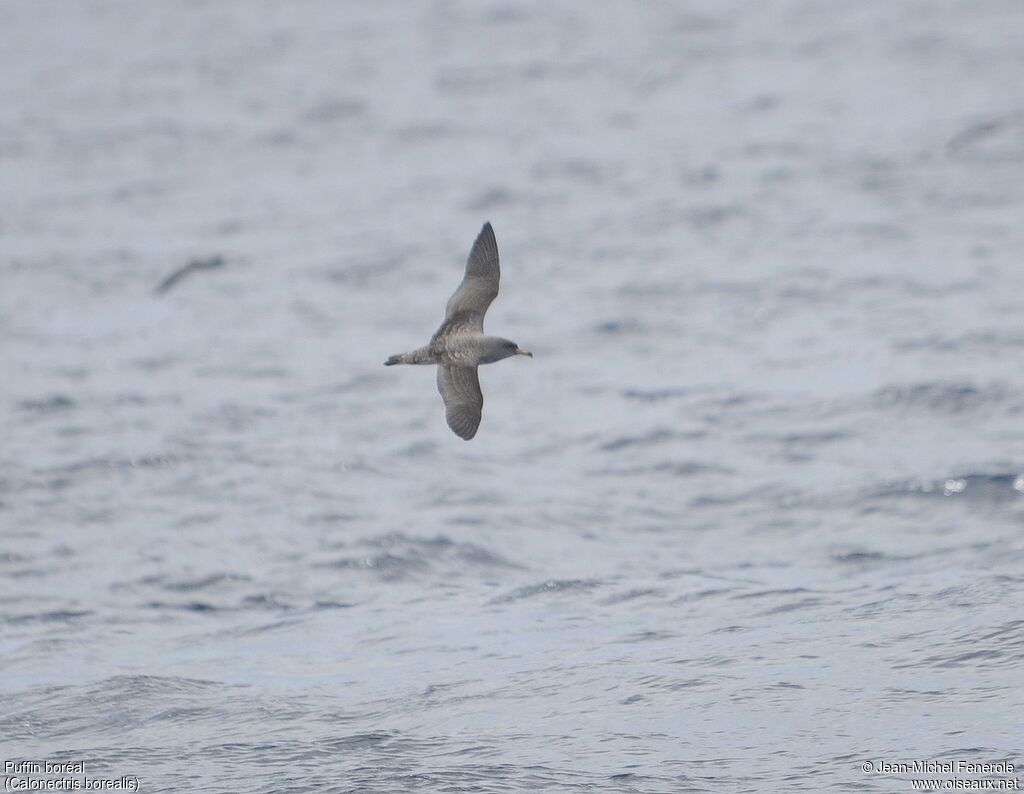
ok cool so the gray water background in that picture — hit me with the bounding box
[2,1,1023,791]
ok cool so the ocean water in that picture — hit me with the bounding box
[2,1,1024,791]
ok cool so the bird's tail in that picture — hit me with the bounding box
[384,346,435,366]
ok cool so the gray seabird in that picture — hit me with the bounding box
[385,222,531,440]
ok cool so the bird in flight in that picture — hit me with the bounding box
[385,222,531,440]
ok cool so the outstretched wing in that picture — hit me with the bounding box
[443,222,500,330]
[437,365,483,440]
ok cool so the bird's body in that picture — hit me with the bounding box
[384,335,520,367]
[384,223,531,440]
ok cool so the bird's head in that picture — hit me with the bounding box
[505,339,532,359]
[483,337,532,363]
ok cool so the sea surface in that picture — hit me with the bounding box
[2,2,1023,792]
